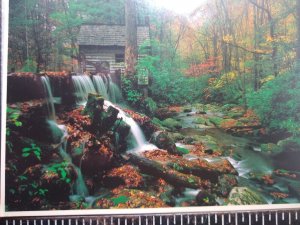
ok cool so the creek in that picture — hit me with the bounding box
[175,108,300,204]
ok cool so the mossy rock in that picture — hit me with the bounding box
[193,117,211,126]
[260,143,282,155]
[169,132,185,141]
[278,137,300,152]
[161,118,182,131]
[228,187,267,205]
[209,117,224,127]
[200,135,219,152]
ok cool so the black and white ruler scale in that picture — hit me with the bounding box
[1,208,300,225]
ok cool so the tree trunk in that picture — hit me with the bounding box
[125,0,138,77]
[296,0,300,72]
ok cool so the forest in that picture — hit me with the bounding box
[5,0,300,211]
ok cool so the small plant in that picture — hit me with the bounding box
[111,195,129,206]
[22,144,42,161]
[172,163,184,171]
[47,162,72,183]
[188,177,195,184]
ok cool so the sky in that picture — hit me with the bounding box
[151,0,208,15]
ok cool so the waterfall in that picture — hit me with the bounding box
[72,75,96,104]
[107,76,123,103]
[41,76,56,120]
[92,75,109,99]
[71,74,154,152]
[105,100,156,153]
[56,124,89,197]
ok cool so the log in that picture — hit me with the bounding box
[128,154,211,189]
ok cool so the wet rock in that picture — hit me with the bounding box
[83,93,119,135]
[214,174,238,197]
[150,131,183,155]
[228,187,267,205]
[113,119,130,152]
[196,191,217,206]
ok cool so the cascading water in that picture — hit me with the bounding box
[71,74,155,152]
[107,77,123,103]
[72,75,96,104]
[41,76,56,120]
[92,75,109,99]
[104,100,156,153]
[56,124,89,197]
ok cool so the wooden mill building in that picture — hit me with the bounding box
[77,24,150,74]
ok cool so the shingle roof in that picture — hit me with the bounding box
[78,24,150,46]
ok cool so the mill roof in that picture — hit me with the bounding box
[78,24,150,47]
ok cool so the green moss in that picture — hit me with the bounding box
[193,117,208,125]
[161,118,182,131]
[176,146,190,154]
[209,117,224,127]
[111,195,129,206]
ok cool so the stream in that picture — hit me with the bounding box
[175,108,300,205]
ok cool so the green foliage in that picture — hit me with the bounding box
[140,97,158,116]
[176,147,190,154]
[172,163,184,171]
[247,71,300,135]
[22,144,41,161]
[21,58,37,72]
[7,107,22,128]
[121,76,142,105]
[137,40,210,105]
[47,162,72,183]
[6,107,22,152]
[18,180,48,198]
[111,195,129,206]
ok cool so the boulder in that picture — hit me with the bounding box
[228,187,267,205]
[83,93,119,135]
[150,131,183,155]
[81,141,114,176]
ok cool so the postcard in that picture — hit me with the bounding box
[1,0,300,218]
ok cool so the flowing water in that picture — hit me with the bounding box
[41,76,56,120]
[72,75,96,104]
[176,110,300,204]
[92,75,109,99]
[45,74,155,200]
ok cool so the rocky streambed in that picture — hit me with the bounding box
[5,96,300,211]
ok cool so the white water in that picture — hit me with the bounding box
[41,76,56,120]
[104,100,157,153]
[108,77,123,103]
[92,75,109,99]
[71,75,155,153]
[72,75,96,104]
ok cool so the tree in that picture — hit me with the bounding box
[125,0,138,77]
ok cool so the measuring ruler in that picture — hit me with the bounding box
[1,210,300,225]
